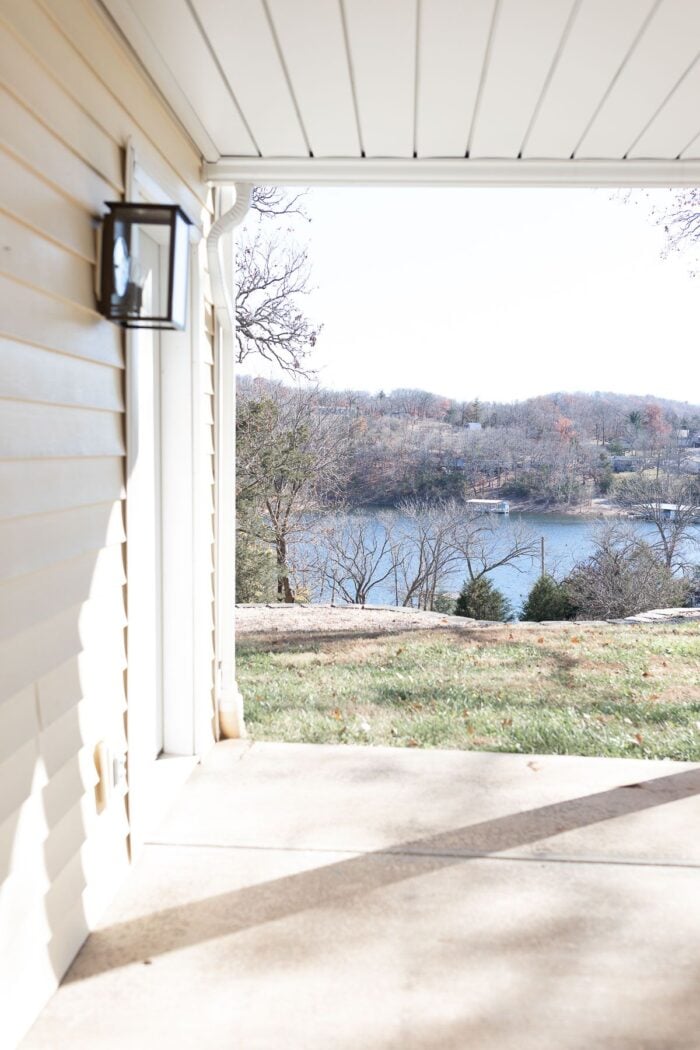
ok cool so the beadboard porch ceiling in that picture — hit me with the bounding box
[100,0,700,186]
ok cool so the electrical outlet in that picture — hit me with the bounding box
[112,753,128,793]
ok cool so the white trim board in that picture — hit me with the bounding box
[124,143,208,856]
[205,156,700,187]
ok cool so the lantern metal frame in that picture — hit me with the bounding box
[98,201,193,330]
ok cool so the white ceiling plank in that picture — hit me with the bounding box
[577,0,700,159]
[191,0,308,157]
[100,0,219,160]
[415,0,496,158]
[104,0,256,158]
[265,0,361,157]
[629,55,700,157]
[469,0,578,158]
[523,0,657,159]
[342,0,418,157]
[681,131,700,159]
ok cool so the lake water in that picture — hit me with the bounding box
[305,510,698,615]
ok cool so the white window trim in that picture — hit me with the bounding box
[124,140,208,854]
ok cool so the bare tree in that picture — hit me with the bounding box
[453,513,539,583]
[616,474,700,570]
[652,188,700,275]
[395,500,465,610]
[235,187,320,376]
[565,522,689,619]
[312,500,539,612]
[318,515,401,605]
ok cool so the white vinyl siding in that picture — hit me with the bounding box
[0,0,212,1044]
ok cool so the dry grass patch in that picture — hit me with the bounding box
[237,622,700,760]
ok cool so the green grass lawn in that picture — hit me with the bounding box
[237,623,700,761]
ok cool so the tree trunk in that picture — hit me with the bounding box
[276,535,294,603]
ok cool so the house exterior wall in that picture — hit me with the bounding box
[0,1,214,1043]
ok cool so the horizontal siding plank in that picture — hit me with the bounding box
[43,800,89,882]
[8,0,206,212]
[43,851,86,931]
[0,276,123,367]
[0,792,49,889]
[201,362,214,395]
[39,0,209,212]
[0,501,124,583]
[37,660,82,733]
[0,592,126,707]
[44,793,127,893]
[0,740,42,827]
[38,650,127,730]
[0,148,95,261]
[40,705,90,780]
[201,342,214,367]
[202,427,214,455]
[1,340,124,411]
[0,401,124,458]
[0,21,123,191]
[38,896,90,981]
[1,0,126,140]
[0,605,81,705]
[81,807,130,894]
[0,88,116,215]
[201,398,214,426]
[0,544,125,642]
[0,687,39,765]
[75,591,128,663]
[0,458,124,520]
[42,748,97,830]
[0,865,51,942]
[0,212,96,313]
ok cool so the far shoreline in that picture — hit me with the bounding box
[352,498,627,519]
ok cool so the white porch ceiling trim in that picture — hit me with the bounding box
[101,0,700,188]
[205,157,700,188]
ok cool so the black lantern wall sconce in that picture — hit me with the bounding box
[97,202,193,330]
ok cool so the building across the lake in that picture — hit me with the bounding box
[466,499,510,514]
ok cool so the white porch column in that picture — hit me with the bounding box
[209,183,252,739]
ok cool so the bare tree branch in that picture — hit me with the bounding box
[235,187,320,376]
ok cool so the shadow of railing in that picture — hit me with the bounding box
[63,765,700,980]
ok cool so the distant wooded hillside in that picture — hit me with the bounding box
[237,377,700,507]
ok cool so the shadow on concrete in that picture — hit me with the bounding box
[63,764,700,981]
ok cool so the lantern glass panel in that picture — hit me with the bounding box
[131,223,170,319]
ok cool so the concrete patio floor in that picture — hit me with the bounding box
[23,741,700,1050]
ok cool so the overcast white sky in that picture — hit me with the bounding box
[239,188,698,404]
